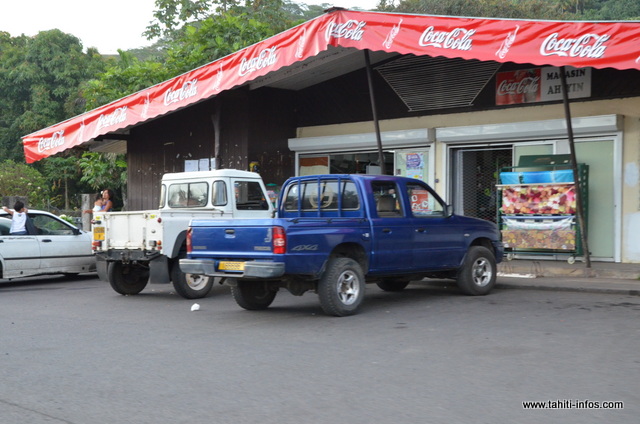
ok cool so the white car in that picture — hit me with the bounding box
[0,210,96,279]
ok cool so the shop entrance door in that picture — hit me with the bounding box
[451,147,513,222]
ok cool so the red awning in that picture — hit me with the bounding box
[22,9,640,163]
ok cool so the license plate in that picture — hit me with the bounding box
[93,227,105,241]
[218,261,245,271]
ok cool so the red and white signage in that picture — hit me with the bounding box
[496,66,591,105]
[22,9,640,163]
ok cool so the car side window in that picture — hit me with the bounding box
[211,181,227,206]
[159,184,166,208]
[372,182,402,217]
[168,182,208,208]
[235,181,268,210]
[406,183,445,217]
[0,216,11,235]
[31,215,75,235]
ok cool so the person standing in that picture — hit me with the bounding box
[101,189,114,212]
[2,201,29,235]
[84,193,104,214]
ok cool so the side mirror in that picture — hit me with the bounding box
[444,204,454,217]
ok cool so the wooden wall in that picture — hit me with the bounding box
[126,88,296,210]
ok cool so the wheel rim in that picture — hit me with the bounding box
[336,270,360,305]
[186,274,209,290]
[471,257,492,287]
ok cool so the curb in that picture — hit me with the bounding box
[496,279,640,297]
[497,262,640,281]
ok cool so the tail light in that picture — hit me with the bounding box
[91,241,102,251]
[186,228,192,253]
[273,226,286,254]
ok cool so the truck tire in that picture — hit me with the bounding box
[108,261,149,295]
[170,262,214,299]
[318,258,365,317]
[230,280,277,310]
[376,278,410,292]
[456,246,496,296]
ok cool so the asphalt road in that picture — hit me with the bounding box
[1,274,638,424]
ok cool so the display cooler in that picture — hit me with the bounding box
[497,155,589,263]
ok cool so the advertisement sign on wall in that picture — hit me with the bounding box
[496,66,591,105]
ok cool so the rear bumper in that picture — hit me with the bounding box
[179,258,285,279]
[96,249,162,262]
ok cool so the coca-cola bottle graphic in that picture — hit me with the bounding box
[496,25,519,59]
[383,19,402,49]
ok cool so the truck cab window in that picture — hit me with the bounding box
[235,181,268,210]
[168,182,208,208]
[406,183,444,217]
[372,181,402,217]
[211,181,227,206]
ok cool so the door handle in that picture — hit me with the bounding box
[415,228,426,233]
[382,228,392,233]
[42,239,53,243]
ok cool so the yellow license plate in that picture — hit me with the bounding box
[218,261,245,271]
[93,227,105,241]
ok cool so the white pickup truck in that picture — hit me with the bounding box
[91,169,275,298]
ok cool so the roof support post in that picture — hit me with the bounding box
[364,50,386,175]
[560,66,591,268]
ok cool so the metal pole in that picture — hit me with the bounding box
[559,66,591,268]
[364,50,386,175]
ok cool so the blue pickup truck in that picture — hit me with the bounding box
[180,174,504,316]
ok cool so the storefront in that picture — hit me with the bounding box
[294,111,627,262]
[21,9,640,263]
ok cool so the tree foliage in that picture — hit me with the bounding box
[0,160,50,208]
[78,152,128,208]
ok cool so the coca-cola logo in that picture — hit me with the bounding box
[213,64,224,92]
[496,26,519,59]
[142,93,150,119]
[497,76,540,96]
[419,26,475,51]
[37,130,65,153]
[97,106,128,130]
[295,28,307,59]
[325,19,366,41]
[239,47,278,77]
[540,33,609,58]
[164,79,198,106]
[383,19,402,49]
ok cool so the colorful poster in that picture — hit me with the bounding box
[501,185,576,215]
[410,189,431,214]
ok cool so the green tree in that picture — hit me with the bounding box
[378,0,568,19]
[37,153,93,211]
[81,50,172,109]
[78,152,128,209]
[0,160,50,208]
[0,30,106,161]
[164,11,276,73]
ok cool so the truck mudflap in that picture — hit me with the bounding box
[180,259,285,279]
